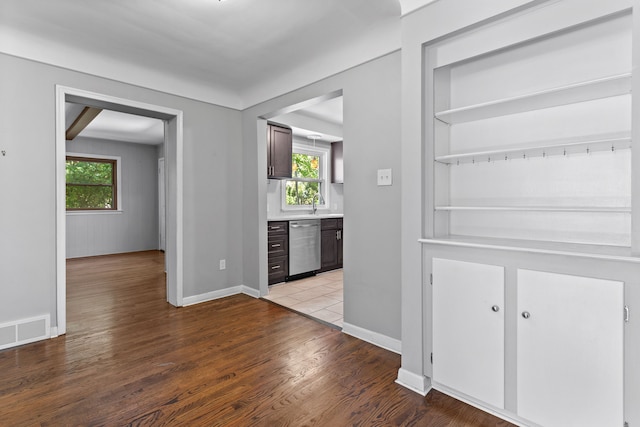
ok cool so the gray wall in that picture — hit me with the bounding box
[0,52,243,328]
[66,137,160,258]
[243,51,402,340]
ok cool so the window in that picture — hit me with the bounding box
[284,145,328,208]
[66,156,118,210]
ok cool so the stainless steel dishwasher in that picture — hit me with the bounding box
[288,219,321,277]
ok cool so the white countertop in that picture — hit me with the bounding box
[268,213,343,221]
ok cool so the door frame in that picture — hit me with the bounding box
[55,85,184,336]
[158,157,166,252]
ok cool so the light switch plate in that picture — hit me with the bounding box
[377,168,392,186]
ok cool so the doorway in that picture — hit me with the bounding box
[260,91,345,327]
[55,86,184,336]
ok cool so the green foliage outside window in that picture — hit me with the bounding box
[286,153,322,206]
[66,157,116,210]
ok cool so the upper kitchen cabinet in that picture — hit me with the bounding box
[331,140,343,184]
[267,122,292,179]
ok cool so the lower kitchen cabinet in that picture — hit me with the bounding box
[432,258,505,409]
[320,218,342,272]
[516,269,624,427]
[267,221,288,285]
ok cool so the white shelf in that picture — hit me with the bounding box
[435,134,631,165]
[434,73,631,125]
[419,236,640,263]
[435,206,631,213]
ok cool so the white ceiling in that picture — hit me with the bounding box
[8,0,436,143]
[65,103,165,145]
[0,0,422,109]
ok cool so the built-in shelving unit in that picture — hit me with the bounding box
[434,206,631,213]
[430,11,633,248]
[416,4,640,427]
[434,133,631,165]
[434,73,631,125]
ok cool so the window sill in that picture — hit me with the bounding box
[66,210,123,216]
[281,205,328,212]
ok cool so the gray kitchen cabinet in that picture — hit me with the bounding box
[320,218,342,272]
[267,221,288,285]
[267,123,292,179]
[331,140,343,184]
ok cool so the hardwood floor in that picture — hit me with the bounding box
[0,251,513,426]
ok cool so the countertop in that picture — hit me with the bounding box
[267,213,343,221]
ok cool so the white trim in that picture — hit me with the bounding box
[55,85,184,334]
[341,322,402,354]
[395,368,431,396]
[55,86,67,335]
[241,285,262,299]
[158,157,166,252]
[433,383,529,427]
[419,237,640,263]
[182,285,261,306]
[65,152,122,211]
[66,210,123,216]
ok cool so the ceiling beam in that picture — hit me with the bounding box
[65,106,102,140]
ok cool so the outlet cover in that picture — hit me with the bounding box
[377,168,392,186]
[219,259,226,270]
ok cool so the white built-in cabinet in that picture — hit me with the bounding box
[414,1,639,426]
[431,259,625,427]
[432,258,504,409]
[516,269,624,427]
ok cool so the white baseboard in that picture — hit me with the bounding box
[241,285,261,298]
[433,383,527,427]
[341,322,401,354]
[0,314,50,350]
[182,284,261,306]
[396,368,431,396]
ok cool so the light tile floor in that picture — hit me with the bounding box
[264,269,343,328]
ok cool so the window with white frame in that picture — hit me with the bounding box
[66,153,122,211]
[283,144,328,209]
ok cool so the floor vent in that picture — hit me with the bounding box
[0,315,50,350]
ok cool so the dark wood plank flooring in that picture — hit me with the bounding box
[0,251,513,426]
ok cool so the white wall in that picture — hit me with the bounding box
[66,137,160,258]
[0,52,243,329]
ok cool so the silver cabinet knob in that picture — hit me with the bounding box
[522,311,531,319]
[491,305,500,312]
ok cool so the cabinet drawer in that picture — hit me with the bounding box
[268,235,288,257]
[268,221,288,236]
[321,218,339,230]
[268,256,288,285]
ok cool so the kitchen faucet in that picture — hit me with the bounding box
[312,193,324,215]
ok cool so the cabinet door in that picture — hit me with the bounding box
[517,269,624,427]
[320,229,338,271]
[331,140,343,184]
[268,125,292,178]
[337,227,343,267]
[432,258,505,409]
